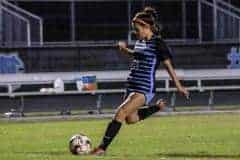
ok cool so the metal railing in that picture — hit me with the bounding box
[200,0,240,42]
[0,69,240,113]
[1,6,31,46]
[0,0,43,47]
[0,0,240,47]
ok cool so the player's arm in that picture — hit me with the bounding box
[163,59,189,98]
[117,41,134,56]
[156,37,189,98]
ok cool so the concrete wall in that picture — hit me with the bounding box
[1,43,238,72]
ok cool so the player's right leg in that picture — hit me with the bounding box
[90,92,146,156]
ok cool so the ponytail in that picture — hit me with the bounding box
[132,6,162,36]
[143,6,162,36]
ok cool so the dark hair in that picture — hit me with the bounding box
[143,6,158,20]
[132,6,161,35]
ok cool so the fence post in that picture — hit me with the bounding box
[198,0,202,42]
[208,90,214,110]
[170,92,176,111]
[213,0,218,41]
[165,79,169,92]
[70,1,76,42]
[27,22,31,47]
[0,2,2,46]
[96,94,103,114]
[20,96,25,116]
[182,0,187,40]
[39,19,43,46]
[197,79,203,92]
[128,0,131,44]
[239,20,240,43]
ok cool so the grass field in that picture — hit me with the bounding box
[1,113,240,160]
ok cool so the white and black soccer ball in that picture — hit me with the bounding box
[69,134,92,155]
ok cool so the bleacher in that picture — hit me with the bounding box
[0,69,240,114]
[0,0,240,115]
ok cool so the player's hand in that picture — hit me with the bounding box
[118,41,127,51]
[177,86,189,100]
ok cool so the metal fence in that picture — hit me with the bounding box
[0,0,43,47]
[0,0,240,47]
[200,0,240,42]
[1,3,30,46]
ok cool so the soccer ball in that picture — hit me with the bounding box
[69,134,92,155]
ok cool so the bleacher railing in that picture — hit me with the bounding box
[200,0,240,42]
[0,0,240,48]
[0,69,240,113]
[0,0,43,47]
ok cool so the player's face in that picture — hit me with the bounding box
[132,23,147,40]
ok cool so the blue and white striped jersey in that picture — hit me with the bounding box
[127,35,173,94]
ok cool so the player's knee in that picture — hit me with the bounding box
[114,108,128,122]
[125,118,137,125]
[125,114,139,125]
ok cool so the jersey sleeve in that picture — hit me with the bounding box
[155,37,173,61]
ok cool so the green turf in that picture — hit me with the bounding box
[0,114,240,160]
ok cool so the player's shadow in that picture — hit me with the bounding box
[155,153,240,159]
[14,151,68,156]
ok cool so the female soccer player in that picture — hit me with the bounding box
[91,7,189,156]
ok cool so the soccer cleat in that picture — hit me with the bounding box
[90,147,106,156]
[156,99,166,111]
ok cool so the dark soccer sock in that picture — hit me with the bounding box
[99,119,122,151]
[137,105,160,120]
